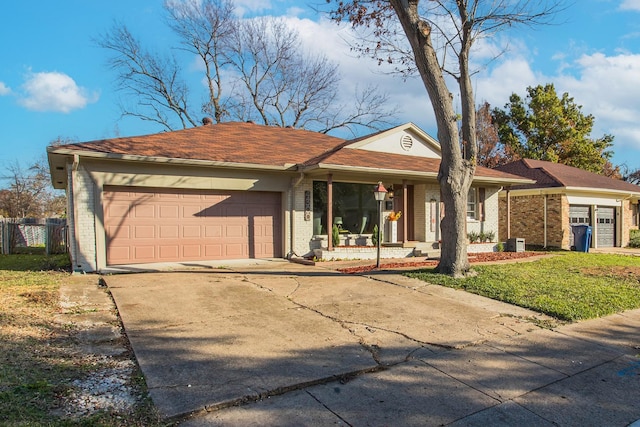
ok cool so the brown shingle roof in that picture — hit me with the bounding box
[51,121,529,182]
[56,121,345,168]
[495,159,640,193]
[304,147,523,181]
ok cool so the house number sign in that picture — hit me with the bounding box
[304,190,311,221]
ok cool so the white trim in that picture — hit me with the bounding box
[501,186,640,199]
[567,195,620,207]
[48,148,294,171]
[345,122,442,154]
[303,163,532,185]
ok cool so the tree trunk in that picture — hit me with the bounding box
[391,0,473,277]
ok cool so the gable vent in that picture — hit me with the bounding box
[400,135,413,151]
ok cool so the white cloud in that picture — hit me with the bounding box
[475,57,540,107]
[473,48,640,164]
[255,10,640,165]
[285,6,306,17]
[554,52,640,151]
[234,0,272,17]
[18,71,97,113]
[0,81,10,96]
[282,16,431,128]
[620,0,640,11]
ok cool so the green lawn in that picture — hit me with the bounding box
[405,252,640,321]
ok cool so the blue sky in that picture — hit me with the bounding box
[1,0,640,176]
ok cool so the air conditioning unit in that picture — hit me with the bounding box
[506,238,525,252]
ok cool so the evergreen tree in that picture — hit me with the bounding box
[492,83,615,175]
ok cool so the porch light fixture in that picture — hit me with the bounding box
[373,182,388,268]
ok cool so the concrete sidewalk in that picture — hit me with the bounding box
[102,260,640,426]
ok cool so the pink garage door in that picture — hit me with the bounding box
[103,187,282,265]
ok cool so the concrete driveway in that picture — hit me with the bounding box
[104,259,640,426]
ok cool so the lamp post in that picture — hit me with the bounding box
[373,181,387,269]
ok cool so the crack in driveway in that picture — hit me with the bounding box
[236,273,455,367]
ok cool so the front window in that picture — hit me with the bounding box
[467,188,477,220]
[313,181,378,235]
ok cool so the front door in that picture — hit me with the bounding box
[395,185,414,241]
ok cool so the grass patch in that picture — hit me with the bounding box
[0,249,71,272]
[405,252,640,322]
[0,252,162,426]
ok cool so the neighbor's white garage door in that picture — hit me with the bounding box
[103,187,282,265]
[596,206,615,247]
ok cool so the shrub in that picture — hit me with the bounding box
[332,225,340,247]
[372,224,379,247]
[467,231,480,243]
[629,229,640,248]
[484,231,496,242]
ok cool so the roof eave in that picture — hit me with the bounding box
[564,186,640,198]
[47,148,295,171]
[501,185,640,199]
[301,163,533,185]
[301,163,439,179]
[473,176,535,186]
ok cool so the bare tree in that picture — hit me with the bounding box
[97,23,198,130]
[0,160,63,218]
[226,16,393,133]
[476,101,516,168]
[165,0,236,123]
[0,163,38,218]
[97,0,396,134]
[621,165,640,185]
[327,0,561,277]
[226,17,304,125]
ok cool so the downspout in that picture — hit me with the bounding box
[327,174,333,251]
[542,192,548,248]
[287,171,305,259]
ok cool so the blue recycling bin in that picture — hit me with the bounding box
[572,225,592,252]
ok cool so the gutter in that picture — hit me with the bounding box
[506,186,640,198]
[302,163,532,185]
[48,148,296,172]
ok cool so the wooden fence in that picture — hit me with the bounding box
[0,218,68,255]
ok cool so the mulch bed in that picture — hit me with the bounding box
[337,251,544,274]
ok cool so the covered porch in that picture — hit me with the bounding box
[302,174,499,261]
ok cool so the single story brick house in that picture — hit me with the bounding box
[47,121,530,272]
[495,159,640,249]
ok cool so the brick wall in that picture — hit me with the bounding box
[71,165,98,272]
[499,193,569,249]
[558,194,571,249]
[622,199,638,247]
[291,179,314,257]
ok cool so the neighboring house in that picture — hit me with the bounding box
[47,121,530,272]
[495,159,640,250]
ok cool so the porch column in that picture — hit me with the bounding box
[327,174,333,251]
[402,180,408,243]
